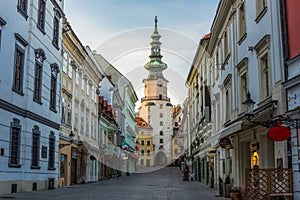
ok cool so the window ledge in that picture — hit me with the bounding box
[50,107,57,113]
[52,40,60,50]
[33,98,43,105]
[17,7,28,20]
[255,7,268,24]
[37,25,46,35]
[12,88,24,96]
[9,164,22,168]
[238,33,247,45]
[48,167,56,171]
[31,166,41,170]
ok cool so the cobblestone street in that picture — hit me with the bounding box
[0,167,226,200]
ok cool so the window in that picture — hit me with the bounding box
[141,140,144,145]
[9,118,22,167]
[87,84,90,96]
[0,17,6,50]
[256,0,267,22]
[255,35,271,101]
[141,150,144,156]
[260,53,270,99]
[238,3,246,43]
[37,0,46,33]
[17,0,28,19]
[61,96,66,123]
[68,59,72,78]
[147,140,150,146]
[236,58,248,113]
[159,113,163,118]
[140,159,144,165]
[86,110,89,135]
[160,121,163,126]
[224,31,229,57]
[67,103,71,126]
[160,131,163,136]
[52,9,61,49]
[81,76,85,90]
[160,104,163,109]
[48,131,55,170]
[160,139,163,144]
[225,90,230,122]
[31,126,40,169]
[33,63,42,102]
[74,101,79,130]
[223,75,232,123]
[13,46,25,94]
[63,52,67,73]
[50,63,59,111]
[147,150,150,156]
[34,49,46,103]
[75,69,79,85]
[175,149,178,155]
[80,106,84,134]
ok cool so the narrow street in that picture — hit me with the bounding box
[0,167,225,200]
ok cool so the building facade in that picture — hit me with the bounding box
[138,17,173,167]
[280,0,300,198]
[0,0,64,194]
[94,53,138,174]
[135,117,155,168]
[206,0,289,198]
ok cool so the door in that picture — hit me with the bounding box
[71,158,77,184]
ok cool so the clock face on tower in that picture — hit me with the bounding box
[157,81,163,87]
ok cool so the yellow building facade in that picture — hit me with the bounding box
[135,117,155,167]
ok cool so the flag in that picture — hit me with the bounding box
[121,141,128,150]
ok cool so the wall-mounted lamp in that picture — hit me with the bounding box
[59,131,75,149]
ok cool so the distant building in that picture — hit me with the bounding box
[138,16,173,166]
[171,105,184,166]
[135,117,155,167]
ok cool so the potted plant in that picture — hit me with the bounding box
[230,187,241,200]
[224,175,232,197]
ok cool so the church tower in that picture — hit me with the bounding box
[138,16,173,166]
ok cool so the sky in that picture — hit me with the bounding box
[64,0,219,108]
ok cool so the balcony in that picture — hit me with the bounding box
[141,96,170,102]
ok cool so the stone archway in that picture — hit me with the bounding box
[155,151,167,166]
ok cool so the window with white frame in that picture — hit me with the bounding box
[68,58,72,78]
[223,75,232,123]
[81,76,85,91]
[75,69,79,85]
[63,52,67,73]
[236,58,248,113]
[255,35,271,101]
[238,3,246,42]
[256,0,267,22]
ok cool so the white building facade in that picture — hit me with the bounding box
[0,0,64,194]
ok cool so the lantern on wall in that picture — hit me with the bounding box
[268,121,291,141]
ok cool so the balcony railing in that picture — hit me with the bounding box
[141,96,170,102]
[245,168,293,200]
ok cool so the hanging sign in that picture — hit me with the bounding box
[219,138,231,148]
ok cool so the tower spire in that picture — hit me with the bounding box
[144,16,167,80]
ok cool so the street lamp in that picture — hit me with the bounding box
[242,92,256,120]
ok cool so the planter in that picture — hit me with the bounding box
[230,191,241,200]
[218,183,224,196]
[224,183,232,198]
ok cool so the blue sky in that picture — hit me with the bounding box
[64,0,219,106]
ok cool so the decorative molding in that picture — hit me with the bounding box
[254,34,270,52]
[0,99,60,130]
[50,63,60,75]
[15,33,29,46]
[0,17,6,26]
[236,57,248,71]
[35,48,47,63]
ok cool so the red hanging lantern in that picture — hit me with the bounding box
[268,121,291,141]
